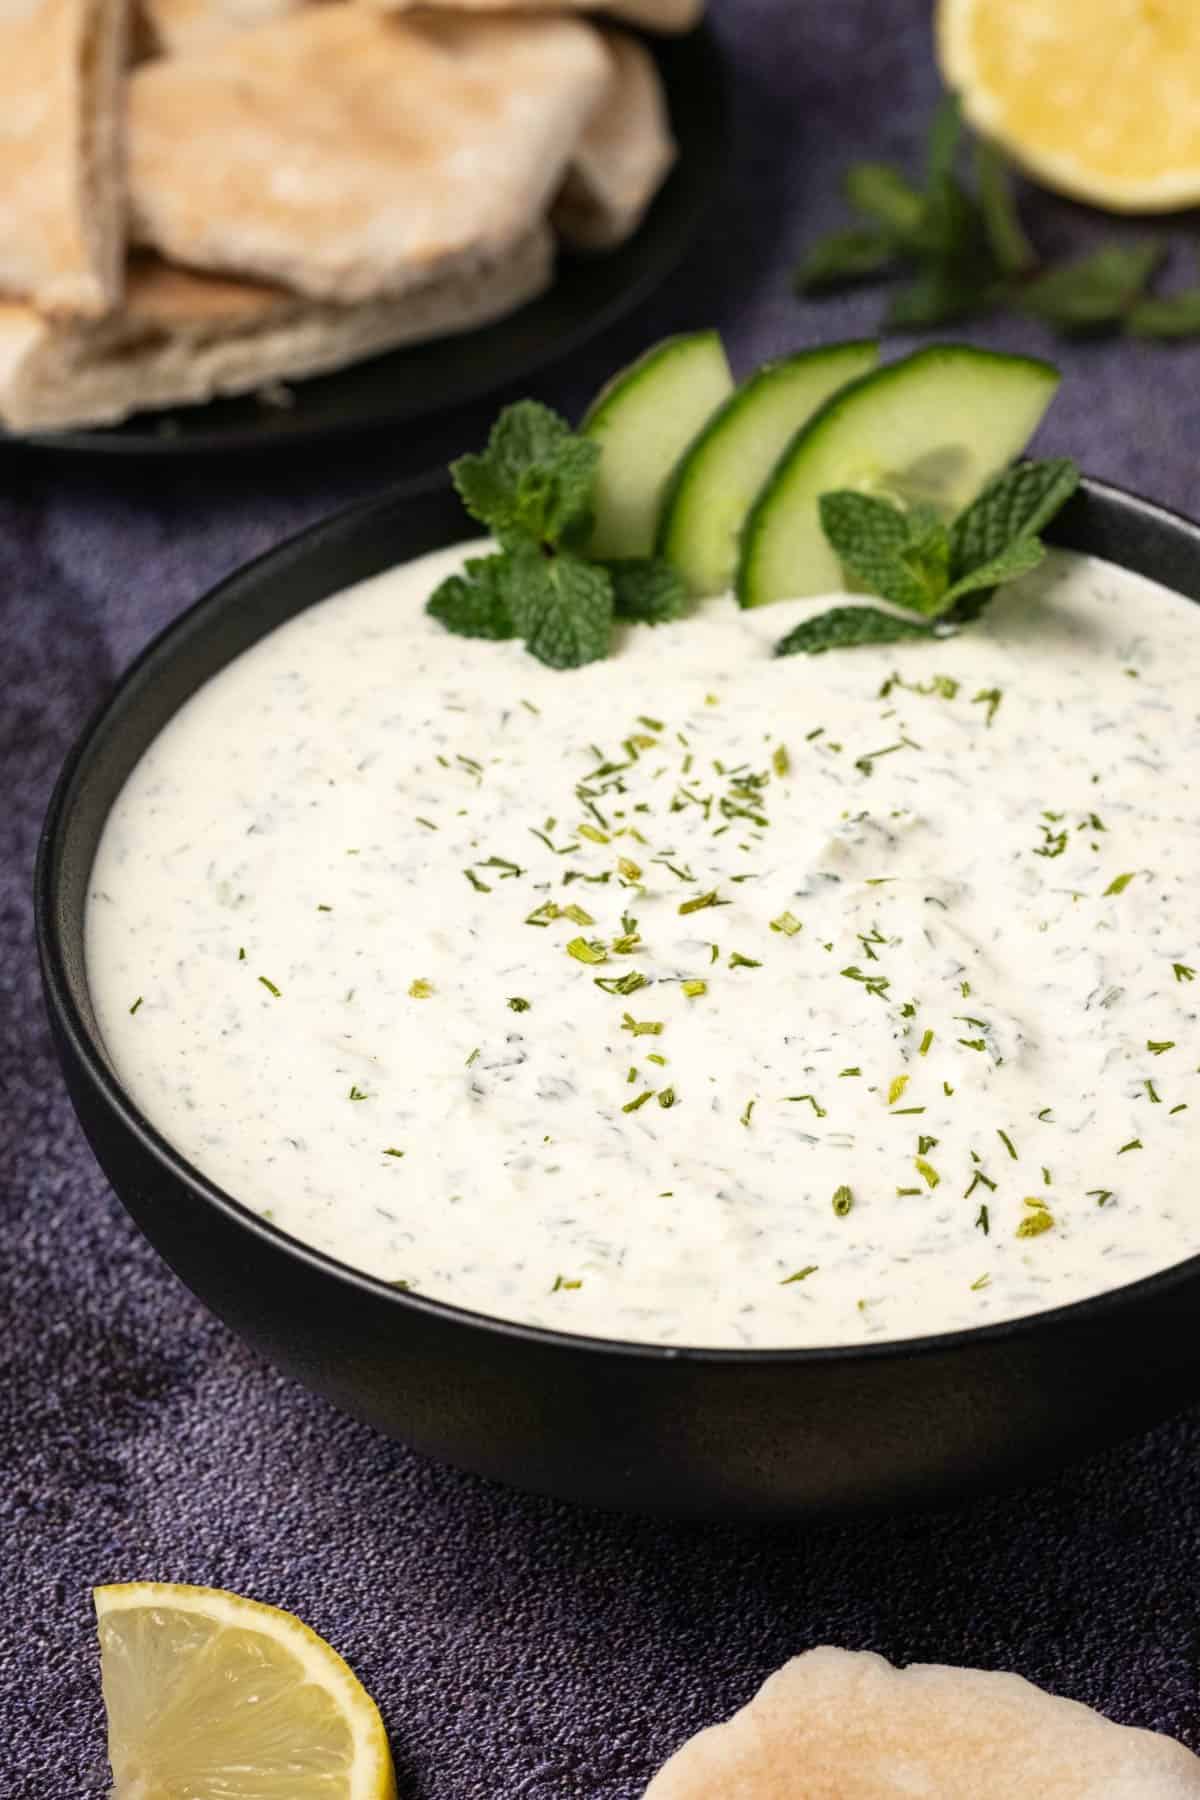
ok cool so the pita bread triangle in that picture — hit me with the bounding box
[0,0,128,316]
[128,8,609,302]
[644,1647,1200,1799]
[553,27,676,249]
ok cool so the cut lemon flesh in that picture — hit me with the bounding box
[95,1582,397,1800]
[937,0,1200,212]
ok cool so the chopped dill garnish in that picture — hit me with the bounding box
[258,976,281,998]
[891,1106,926,1115]
[1148,1040,1175,1055]
[637,714,664,732]
[678,889,727,915]
[550,1275,582,1292]
[647,1053,667,1067]
[618,856,642,881]
[832,1184,854,1217]
[464,869,492,893]
[915,1156,940,1189]
[466,1047,480,1067]
[1016,1210,1054,1238]
[657,1086,677,1107]
[507,997,531,1013]
[529,827,578,855]
[780,1266,817,1284]
[963,1168,996,1200]
[566,936,607,965]
[1103,871,1137,896]
[622,1090,654,1114]
[578,823,610,844]
[595,971,650,996]
[840,964,890,999]
[1145,1078,1162,1104]
[562,903,595,926]
[316,903,333,911]
[348,1085,367,1101]
[729,952,761,969]
[621,1013,663,1037]
[972,687,1003,727]
[997,1128,1018,1160]
[958,1038,987,1052]
[970,1273,991,1291]
[740,1098,755,1128]
[1088,1189,1114,1206]
[918,1029,934,1056]
[525,901,561,927]
[681,978,707,999]
[787,1094,827,1117]
[917,1134,938,1156]
[1173,963,1196,983]
[409,978,434,999]
[415,818,437,832]
[626,1066,637,1083]
[1171,1103,1189,1115]
[887,1074,909,1106]
[1117,1137,1143,1153]
[839,1067,861,1078]
[897,1186,922,1196]
[770,910,803,936]
[238,947,246,961]
[383,1147,405,1158]
[1037,1107,1053,1122]
[479,855,524,879]
[773,745,790,777]
[129,996,144,1015]
[975,1203,990,1234]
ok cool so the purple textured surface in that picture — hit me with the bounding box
[5,1,1200,1791]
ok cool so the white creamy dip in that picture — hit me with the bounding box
[86,543,1200,1347]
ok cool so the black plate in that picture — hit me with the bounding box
[13,28,729,459]
[35,475,1200,1519]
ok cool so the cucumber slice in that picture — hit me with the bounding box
[657,341,879,597]
[583,331,734,558]
[736,345,1061,608]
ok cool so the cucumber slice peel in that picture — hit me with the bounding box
[657,341,880,598]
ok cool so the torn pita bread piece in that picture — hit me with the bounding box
[553,28,675,250]
[137,0,308,58]
[128,9,609,303]
[0,229,552,432]
[0,0,128,316]
[357,0,704,35]
[643,1647,1200,1800]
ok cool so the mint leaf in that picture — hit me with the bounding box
[843,162,925,243]
[973,142,1035,276]
[1128,289,1200,338]
[924,93,963,185]
[426,555,516,640]
[451,400,599,550]
[605,558,688,625]
[794,227,897,294]
[818,492,949,616]
[949,458,1079,580]
[883,259,994,329]
[505,545,613,670]
[775,607,936,657]
[1018,242,1163,334]
[943,534,1045,604]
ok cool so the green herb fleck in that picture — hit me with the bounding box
[622,1090,654,1114]
[566,936,607,965]
[129,996,144,1016]
[1016,1210,1054,1239]
[258,976,281,998]
[740,1098,756,1128]
[781,1266,818,1284]
[997,1128,1018,1161]
[770,910,803,936]
[832,1184,854,1217]
[409,978,434,999]
[1103,871,1137,896]
[915,1157,940,1189]
[507,996,531,1013]
[1148,1040,1175,1055]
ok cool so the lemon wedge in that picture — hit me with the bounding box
[95,1582,397,1800]
[937,0,1200,212]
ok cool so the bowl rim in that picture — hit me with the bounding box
[36,469,1200,1369]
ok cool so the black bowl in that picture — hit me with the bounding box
[36,476,1200,1521]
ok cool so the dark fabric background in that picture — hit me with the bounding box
[5,2,1200,1792]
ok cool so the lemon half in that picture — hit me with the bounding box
[937,0,1200,212]
[95,1582,398,1800]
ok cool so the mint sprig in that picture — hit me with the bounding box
[775,457,1079,656]
[427,400,687,669]
[796,97,1200,341]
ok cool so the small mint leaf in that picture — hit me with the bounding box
[605,558,688,625]
[883,255,994,329]
[451,400,599,549]
[924,92,963,186]
[426,555,516,640]
[774,606,936,657]
[818,491,947,615]
[507,546,613,670]
[943,534,1045,605]
[973,142,1036,276]
[794,227,897,294]
[949,458,1079,581]
[1017,242,1163,334]
[843,162,926,244]
[1128,289,1200,339]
